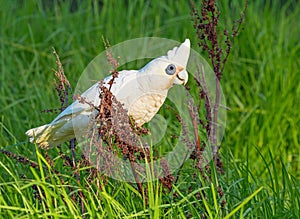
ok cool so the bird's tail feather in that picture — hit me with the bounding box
[25,121,66,149]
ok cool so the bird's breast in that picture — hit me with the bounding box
[127,93,166,127]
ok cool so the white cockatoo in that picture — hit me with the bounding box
[26,39,191,149]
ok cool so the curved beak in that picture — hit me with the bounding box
[174,70,188,85]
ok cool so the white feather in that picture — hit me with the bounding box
[26,39,191,149]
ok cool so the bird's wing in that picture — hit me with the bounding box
[51,70,137,124]
[51,82,100,124]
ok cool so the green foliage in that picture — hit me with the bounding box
[0,0,299,218]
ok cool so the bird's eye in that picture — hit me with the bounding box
[165,64,176,75]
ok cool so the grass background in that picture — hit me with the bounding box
[0,0,299,218]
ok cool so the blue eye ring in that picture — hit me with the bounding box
[165,64,176,75]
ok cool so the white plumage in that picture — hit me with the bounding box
[26,39,191,149]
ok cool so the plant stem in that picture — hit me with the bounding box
[212,77,220,158]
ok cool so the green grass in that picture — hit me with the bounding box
[1,0,299,218]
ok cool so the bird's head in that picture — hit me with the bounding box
[138,39,190,90]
